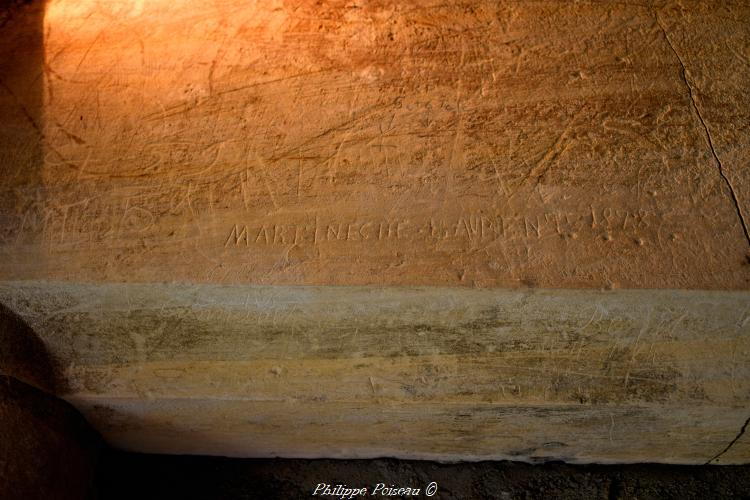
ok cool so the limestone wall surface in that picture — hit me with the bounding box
[0,0,748,463]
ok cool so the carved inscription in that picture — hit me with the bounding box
[224,208,652,248]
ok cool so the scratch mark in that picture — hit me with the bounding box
[526,109,582,185]
[247,154,280,211]
[656,14,750,248]
[55,121,86,145]
[75,31,103,73]
[705,416,750,464]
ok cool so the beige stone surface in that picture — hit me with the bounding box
[2,281,748,463]
[1,0,749,288]
[1,0,749,463]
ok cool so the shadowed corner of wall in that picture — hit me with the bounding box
[0,301,66,394]
[0,0,58,393]
[0,4,103,499]
[0,297,103,499]
[0,300,102,500]
[0,0,47,280]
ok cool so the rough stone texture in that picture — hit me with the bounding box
[1,0,750,289]
[0,0,749,464]
[1,282,749,463]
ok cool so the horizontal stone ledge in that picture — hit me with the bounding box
[67,397,749,465]
[0,281,748,463]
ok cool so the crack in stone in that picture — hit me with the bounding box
[705,415,750,464]
[655,14,750,248]
[655,14,750,466]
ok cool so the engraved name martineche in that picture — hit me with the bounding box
[224,208,651,248]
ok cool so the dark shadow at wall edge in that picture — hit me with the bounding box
[0,302,65,394]
[0,303,102,500]
[0,289,102,500]
[0,0,47,280]
[0,4,102,500]
[0,0,60,404]
[0,376,102,500]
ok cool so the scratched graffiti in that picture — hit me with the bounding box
[223,207,652,248]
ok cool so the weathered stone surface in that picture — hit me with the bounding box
[0,0,749,463]
[2,0,750,289]
[1,282,748,463]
